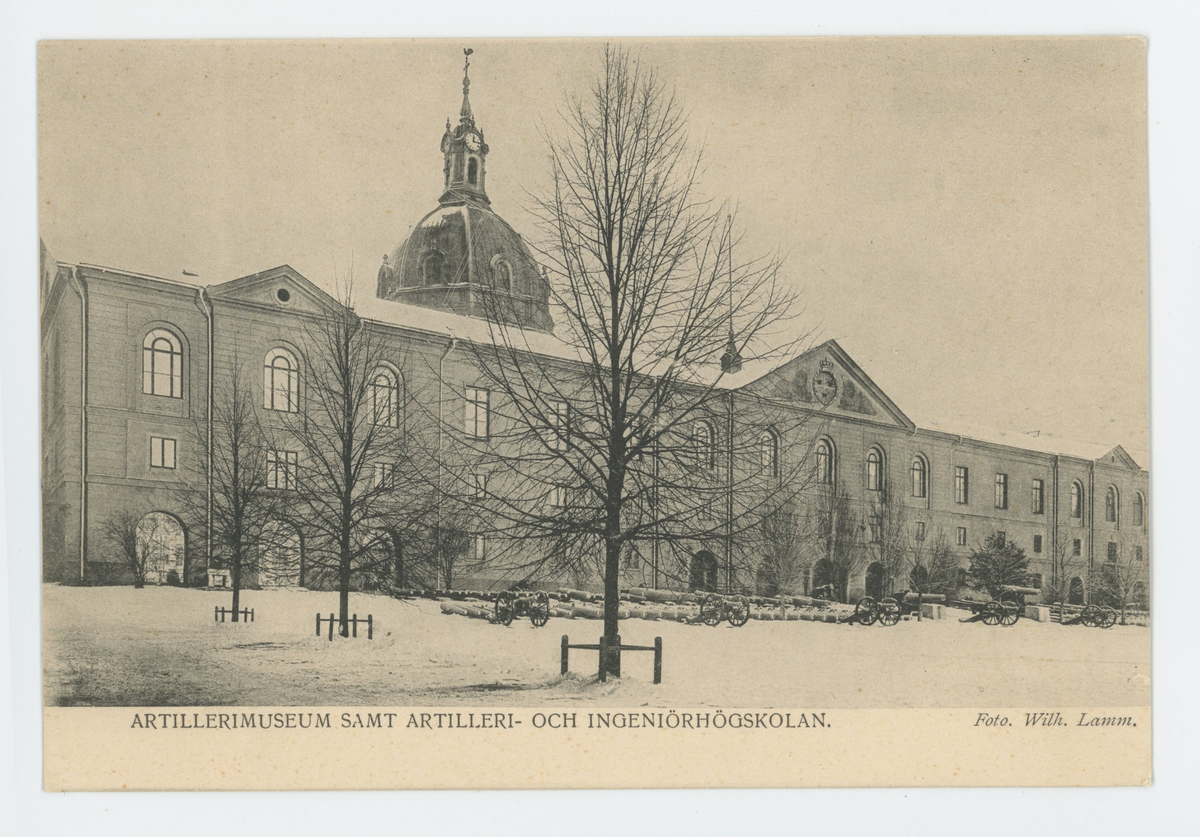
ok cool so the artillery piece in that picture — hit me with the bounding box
[958,585,1039,627]
[697,593,751,627]
[1061,603,1118,629]
[494,590,552,627]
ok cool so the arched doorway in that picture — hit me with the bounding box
[812,558,837,600]
[1068,576,1085,605]
[689,551,719,593]
[137,512,186,585]
[865,562,886,600]
[258,521,302,588]
[755,563,778,597]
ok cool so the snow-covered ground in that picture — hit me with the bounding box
[42,584,1150,708]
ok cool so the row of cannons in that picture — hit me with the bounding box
[428,584,1122,630]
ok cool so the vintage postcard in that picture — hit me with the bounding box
[38,37,1149,789]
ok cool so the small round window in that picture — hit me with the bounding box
[276,288,291,303]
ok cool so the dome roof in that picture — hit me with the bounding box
[376,202,553,333]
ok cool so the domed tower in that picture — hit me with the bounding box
[376,49,553,333]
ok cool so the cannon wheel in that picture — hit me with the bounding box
[727,596,751,627]
[877,598,901,627]
[528,592,551,627]
[700,595,724,627]
[1080,604,1100,628]
[981,600,1003,626]
[998,601,1021,627]
[494,592,515,627]
[854,596,879,626]
[1098,606,1118,629]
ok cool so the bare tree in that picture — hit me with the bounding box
[100,510,151,588]
[278,278,428,635]
[752,499,810,596]
[1098,549,1147,625]
[1044,522,1086,623]
[449,47,811,672]
[182,359,283,620]
[906,526,959,620]
[865,480,907,597]
[808,483,864,603]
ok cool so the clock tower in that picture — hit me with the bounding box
[439,48,489,207]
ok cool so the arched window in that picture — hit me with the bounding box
[910,455,928,498]
[1070,482,1084,519]
[759,429,779,478]
[369,367,401,427]
[866,447,884,492]
[815,438,835,485]
[1134,492,1145,528]
[264,348,299,413]
[1105,486,1119,524]
[695,421,716,470]
[142,329,182,398]
[493,258,512,293]
[467,157,478,185]
[422,250,445,286]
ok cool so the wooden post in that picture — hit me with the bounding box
[653,636,663,685]
[561,635,569,675]
[367,614,373,640]
[215,605,219,623]
[352,615,358,638]
[249,608,254,623]
[598,636,607,682]
[316,613,321,636]
[328,612,335,641]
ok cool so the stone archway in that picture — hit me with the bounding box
[1068,576,1085,606]
[689,551,719,593]
[137,512,186,585]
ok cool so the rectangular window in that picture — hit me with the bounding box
[465,387,490,439]
[472,472,488,499]
[149,436,177,469]
[267,450,298,490]
[1107,541,1118,562]
[548,400,569,451]
[1033,534,1043,554]
[868,515,882,544]
[373,462,393,489]
[1073,538,1082,557]
[956,526,967,547]
[1135,546,1143,562]
[474,535,487,563]
[955,466,969,505]
[994,473,1008,510]
[914,521,926,542]
[549,484,568,508]
[1031,479,1044,515]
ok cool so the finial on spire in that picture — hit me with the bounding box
[461,48,475,123]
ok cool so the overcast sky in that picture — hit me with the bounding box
[38,37,1148,457]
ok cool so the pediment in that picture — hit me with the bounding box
[207,265,339,316]
[740,340,914,430]
[1097,445,1141,470]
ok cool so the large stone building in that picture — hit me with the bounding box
[40,66,1149,605]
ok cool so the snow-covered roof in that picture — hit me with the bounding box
[917,418,1147,468]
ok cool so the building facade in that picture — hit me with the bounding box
[40,68,1149,605]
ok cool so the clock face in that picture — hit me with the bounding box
[812,370,838,405]
[465,133,481,151]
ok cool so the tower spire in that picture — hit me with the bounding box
[460,48,474,125]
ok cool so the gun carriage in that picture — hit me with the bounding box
[494,590,552,627]
[697,593,751,627]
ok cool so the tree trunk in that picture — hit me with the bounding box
[231,556,242,622]
[602,538,621,677]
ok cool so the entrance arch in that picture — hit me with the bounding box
[258,521,302,588]
[137,512,186,585]
[1068,576,1085,605]
[812,558,837,600]
[689,551,719,593]
[865,562,886,600]
[755,563,778,597]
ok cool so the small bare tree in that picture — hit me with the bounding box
[808,483,863,603]
[865,480,907,597]
[182,358,283,621]
[446,47,812,674]
[1098,549,1148,625]
[100,510,150,588]
[906,527,959,620]
[1044,523,1086,623]
[753,499,810,597]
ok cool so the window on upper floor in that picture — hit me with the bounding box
[264,348,299,413]
[696,421,717,470]
[994,473,1008,510]
[759,429,779,478]
[472,472,488,499]
[955,466,969,505]
[1031,478,1045,515]
[1070,482,1084,519]
[422,250,446,286]
[1134,492,1145,528]
[373,462,394,489]
[911,455,927,499]
[370,367,401,427]
[150,436,177,470]
[465,387,490,439]
[267,450,298,490]
[493,259,512,293]
[866,448,884,492]
[1105,486,1119,524]
[142,329,183,398]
